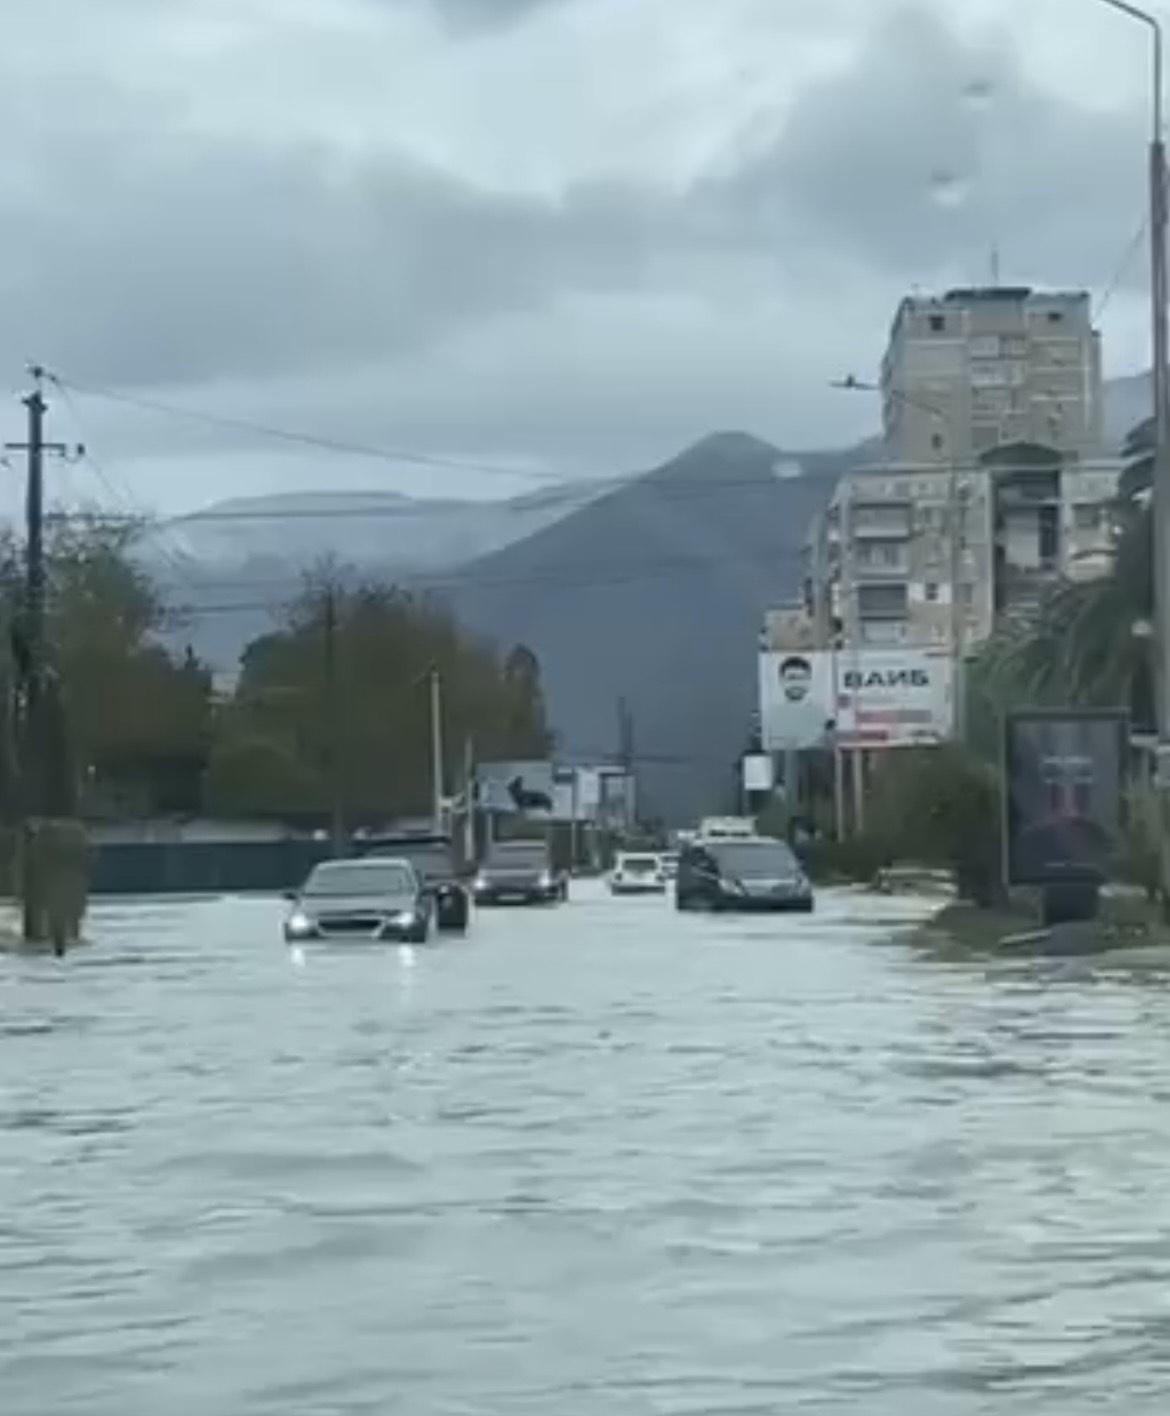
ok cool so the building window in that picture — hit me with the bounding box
[929,314,945,333]
[1048,310,1063,324]
[931,431,944,451]
[925,582,939,602]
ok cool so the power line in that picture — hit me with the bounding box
[158,547,803,618]
[1094,211,1151,323]
[50,372,565,483]
[46,376,204,587]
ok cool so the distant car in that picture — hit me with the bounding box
[284,858,431,943]
[676,835,813,913]
[356,832,470,932]
[610,852,667,895]
[473,840,567,906]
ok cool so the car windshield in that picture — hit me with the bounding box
[303,863,414,897]
[621,856,659,871]
[488,843,547,868]
[710,842,799,878]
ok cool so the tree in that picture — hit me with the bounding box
[207,579,552,824]
[0,516,215,815]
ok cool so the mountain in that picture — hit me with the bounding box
[144,478,624,673]
[444,433,855,825]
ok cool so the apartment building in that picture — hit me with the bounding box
[804,450,1121,651]
[882,287,1103,464]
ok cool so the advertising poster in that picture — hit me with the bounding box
[758,651,835,751]
[759,648,954,751]
[834,650,953,748]
[1004,710,1127,886]
[476,761,556,819]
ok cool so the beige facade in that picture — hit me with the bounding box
[882,287,1103,465]
[805,454,1121,653]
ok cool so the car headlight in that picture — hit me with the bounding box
[720,878,746,895]
[391,909,419,926]
[538,870,553,889]
[474,874,488,892]
[285,910,315,938]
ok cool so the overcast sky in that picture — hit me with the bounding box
[0,0,1159,514]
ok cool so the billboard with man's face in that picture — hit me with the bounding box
[759,651,835,751]
[1004,710,1127,886]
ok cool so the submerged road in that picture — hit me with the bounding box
[3,882,1170,1413]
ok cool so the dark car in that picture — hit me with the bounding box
[284,858,431,943]
[473,840,567,906]
[355,832,470,932]
[676,835,813,913]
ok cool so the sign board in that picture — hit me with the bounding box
[742,753,775,793]
[476,760,556,819]
[550,767,597,823]
[759,648,953,752]
[759,651,836,751]
[1004,710,1127,886]
[834,649,953,748]
[597,770,636,830]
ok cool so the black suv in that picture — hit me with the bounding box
[354,831,471,932]
[676,834,813,913]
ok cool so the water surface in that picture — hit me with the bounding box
[3,886,1170,1413]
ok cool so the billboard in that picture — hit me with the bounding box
[597,769,636,830]
[759,648,953,751]
[835,649,953,748]
[550,767,602,823]
[742,753,775,793]
[759,651,836,751]
[1004,710,1127,886]
[476,760,556,819]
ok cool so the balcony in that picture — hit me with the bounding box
[857,582,909,621]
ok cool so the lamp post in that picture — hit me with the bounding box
[1092,0,1170,905]
[831,376,966,740]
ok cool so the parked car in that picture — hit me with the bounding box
[676,835,813,913]
[610,852,668,895]
[473,839,568,905]
[355,831,470,932]
[283,858,431,943]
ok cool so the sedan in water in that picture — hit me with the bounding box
[676,836,813,913]
[284,858,432,944]
[473,841,568,906]
[610,852,668,895]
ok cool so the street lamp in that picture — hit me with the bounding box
[1092,0,1170,900]
[831,376,967,739]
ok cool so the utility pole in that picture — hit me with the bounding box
[1093,2,1170,911]
[617,696,635,832]
[462,734,476,866]
[323,585,343,856]
[4,368,82,946]
[430,666,445,833]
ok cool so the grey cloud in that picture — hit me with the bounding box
[0,84,679,389]
[714,7,1145,290]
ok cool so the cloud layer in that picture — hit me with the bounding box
[0,0,1154,511]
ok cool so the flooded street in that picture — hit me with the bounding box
[4,884,1170,1413]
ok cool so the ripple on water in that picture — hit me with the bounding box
[4,886,1170,1415]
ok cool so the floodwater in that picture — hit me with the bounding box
[3,884,1170,1414]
